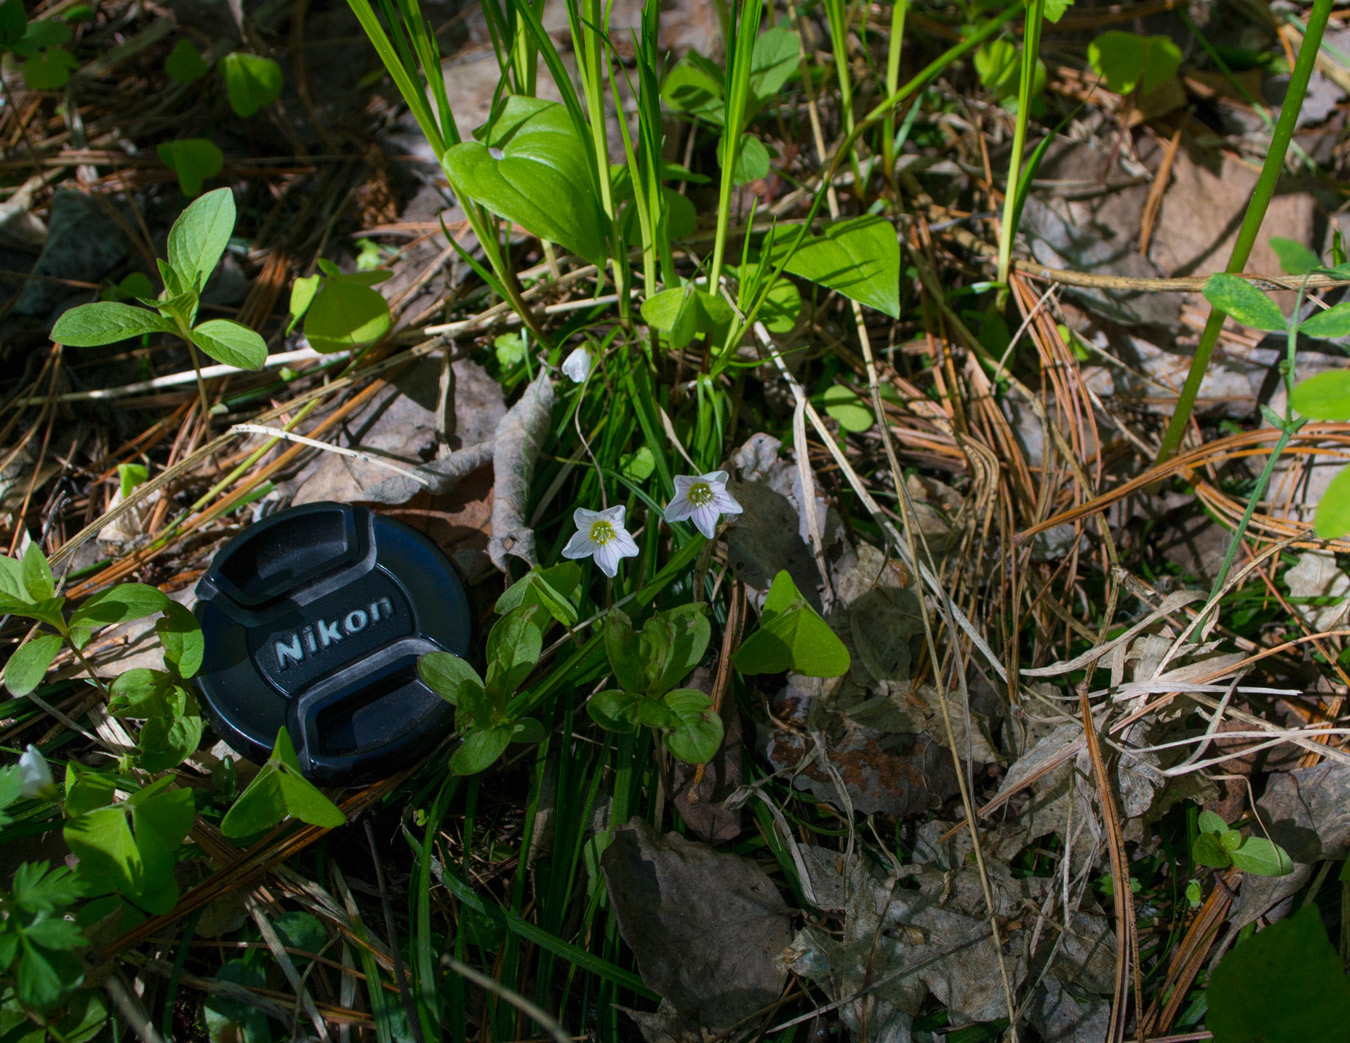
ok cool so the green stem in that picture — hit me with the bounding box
[995,0,1044,295]
[1155,0,1332,465]
[881,0,909,187]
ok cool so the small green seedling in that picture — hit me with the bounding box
[975,38,1047,110]
[588,602,720,765]
[287,259,393,354]
[220,51,282,117]
[0,0,79,89]
[0,851,88,1012]
[734,570,851,678]
[52,189,267,395]
[164,37,208,84]
[157,137,224,196]
[219,728,346,838]
[1192,809,1293,876]
[1087,31,1182,97]
[418,564,581,775]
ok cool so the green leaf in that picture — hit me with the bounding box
[164,37,208,83]
[1087,31,1182,96]
[1219,828,1243,853]
[511,717,546,744]
[774,215,901,318]
[651,603,710,697]
[275,769,345,829]
[14,18,69,56]
[418,651,485,705]
[1270,237,1320,276]
[641,284,733,350]
[494,562,582,627]
[51,302,170,347]
[167,186,235,293]
[0,552,25,600]
[587,689,642,732]
[733,570,851,678]
[12,861,84,914]
[605,609,662,695]
[748,25,799,108]
[454,680,493,730]
[69,583,169,628]
[303,278,390,353]
[0,0,25,47]
[443,96,609,267]
[1230,835,1294,876]
[716,132,773,184]
[1192,832,1232,869]
[22,542,53,602]
[739,263,801,333]
[189,319,268,371]
[219,765,286,838]
[661,688,724,764]
[23,914,85,952]
[137,708,204,772]
[157,138,224,197]
[1315,465,1350,539]
[1291,371,1350,421]
[1196,809,1227,835]
[4,634,63,697]
[662,55,724,122]
[485,606,544,703]
[1299,302,1350,339]
[157,601,204,678]
[1203,273,1287,332]
[21,47,78,89]
[21,596,68,630]
[450,725,512,775]
[16,936,82,1010]
[63,806,139,906]
[221,52,282,117]
[1206,905,1350,1043]
[1042,0,1074,22]
[287,273,321,333]
[221,729,344,837]
[204,959,270,1043]
[823,384,874,432]
[975,38,1020,94]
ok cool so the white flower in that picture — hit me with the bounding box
[18,744,54,799]
[562,505,639,577]
[664,471,743,540]
[561,345,593,383]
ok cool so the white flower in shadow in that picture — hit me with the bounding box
[664,471,743,539]
[562,505,639,577]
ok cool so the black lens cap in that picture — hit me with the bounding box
[193,502,472,785]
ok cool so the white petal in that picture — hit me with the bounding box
[18,744,52,798]
[573,506,602,528]
[690,504,719,539]
[713,488,744,516]
[664,494,695,525]
[702,470,730,486]
[671,475,697,493]
[562,531,597,559]
[593,542,621,577]
[597,504,627,527]
[612,529,640,561]
[561,346,592,383]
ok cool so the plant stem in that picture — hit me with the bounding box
[1154,0,1332,465]
[995,0,1044,296]
[881,0,909,188]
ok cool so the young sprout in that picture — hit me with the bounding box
[561,344,593,383]
[664,471,743,539]
[563,506,639,577]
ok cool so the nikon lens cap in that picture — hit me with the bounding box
[194,502,471,785]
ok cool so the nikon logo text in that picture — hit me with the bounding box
[273,597,396,670]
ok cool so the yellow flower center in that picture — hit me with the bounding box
[589,520,616,545]
[687,482,714,507]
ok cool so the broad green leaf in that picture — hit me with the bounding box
[204,959,271,1043]
[1203,273,1287,332]
[587,689,642,732]
[14,18,69,56]
[443,96,609,267]
[774,215,901,318]
[102,271,155,304]
[167,186,235,293]
[1291,371,1350,421]
[287,273,321,333]
[717,132,772,184]
[454,680,493,729]
[661,688,723,764]
[1219,828,1243,852]
[1315,465,1350,539]
[418,651,485,705]
[107,667,169,716]
[275,770,345,829]
[1042,0,1074,22]
[605,610,646,694]
[126,784,194,912]
[219,764,285,837]
[1196,809,1227,835]
[51,302,171,346]
[1087,31,1182,96]
[485,605,544,702]
[16,937,82,1010]
[164,38,208,83]
[975,39,1019,94]
[64,764,115,816]
[1192,832,1231,868]
[117,462,148,498]
[1206,905,1350,1043]
[63,805,141,905]
[733,570,851,678]
[303,279,390,353]
[1230,836,1294,876]
[274,910,327,968]
[0,552,25,600]
[823,384,874,432]
[157,138,224,197]
[21,47,77,89]
[21,596,68,630]
[637,697,679,730]
[137,709,204,772]
[22,542,53,601]
[512,717,546,744]
[641,284,733,350]
[157,602,204,678]
[651,603,710,696]
[189,319,267,370]
[748,26,799,108]
[494,562,582,627]
[738,263,801,333]
[1270,236,1320,276]
[221,52,282,117]
[5,634,63,697]
[661,55,723,122]
[1299,302,1350,339]
[69,583,169,628]
[450,725,512,775]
